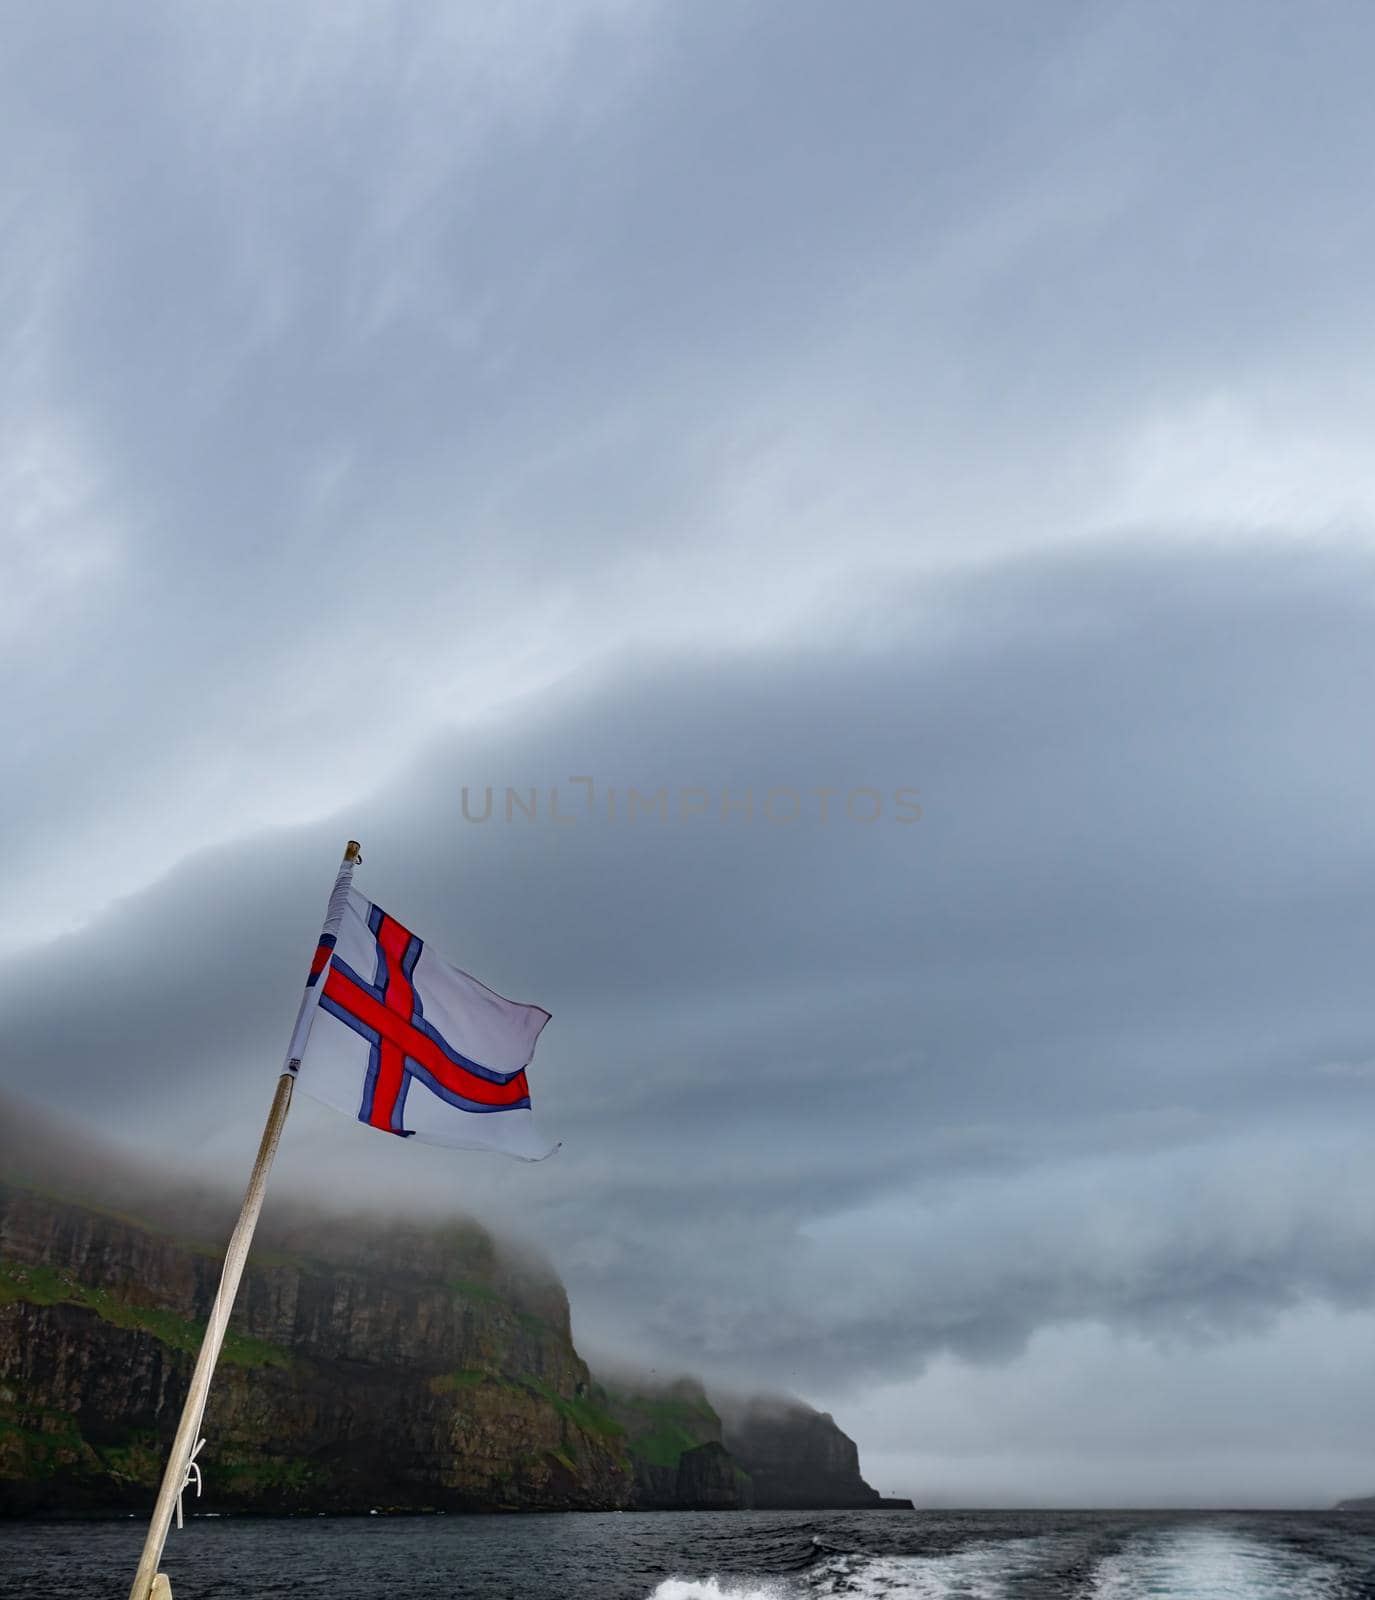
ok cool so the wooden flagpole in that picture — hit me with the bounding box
[126,841,361,1600]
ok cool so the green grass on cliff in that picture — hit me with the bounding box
[0,1390,109,1483]
[430,1367,490,1393]
[625,1419,702,1468]
[0,1259,293,1369]
[605,1390,723,1470]
[430,1370,626,1451]
[529,1379,625,1443]
[98,1431,164,1488]
[213,1451,318,1493]
[0,1418,93,1480]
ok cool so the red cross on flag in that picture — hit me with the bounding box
[291,884,556,1161]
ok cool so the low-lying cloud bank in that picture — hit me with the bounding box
[5,546,1375,1432]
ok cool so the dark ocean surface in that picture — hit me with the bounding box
[5,1509,1375,1600]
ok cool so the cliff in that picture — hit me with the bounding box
[1335,1495,1375,1511]
[594,1378,898,1512]
[602,1379,751,1510]
[0,1178,631,1514]
[720,1396,892,1509]
[0,1109,892,1515]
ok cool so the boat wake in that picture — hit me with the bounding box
[647,1519,1369,1599]
[1088,1523,1350,1598]
[648,1536,1058,1600]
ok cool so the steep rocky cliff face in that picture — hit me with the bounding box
[720,1397,884,1509]
[603,1380,750,1510]
[0,1180,630,1514]
[597,1380,894,1512]
[0,1118,892,1516]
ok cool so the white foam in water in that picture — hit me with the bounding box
[650,1561,999,1600]
[649,1580,792,1600]
[653,1524,1355,1600]
[805,1537,1056,1600]
[818,1552,1007,1598]
[1090,1523,1347,1599]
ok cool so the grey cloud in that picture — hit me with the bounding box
[7,1,1375,1503]
[5,544,1375,1416]
[845,1305,1375,1507]
[8,1,1375,945]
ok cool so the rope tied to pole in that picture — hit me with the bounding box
[174,1437,206,1530]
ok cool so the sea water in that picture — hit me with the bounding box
[4,1508,1375,1600]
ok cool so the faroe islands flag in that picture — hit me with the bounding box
[293,888,556,1161]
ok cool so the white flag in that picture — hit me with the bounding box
[293,887,555,1161]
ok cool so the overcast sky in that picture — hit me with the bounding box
[5,0,1375,1508]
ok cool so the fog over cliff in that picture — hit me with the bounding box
[5,1,1375,1506]
[1,1097,886,1514]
